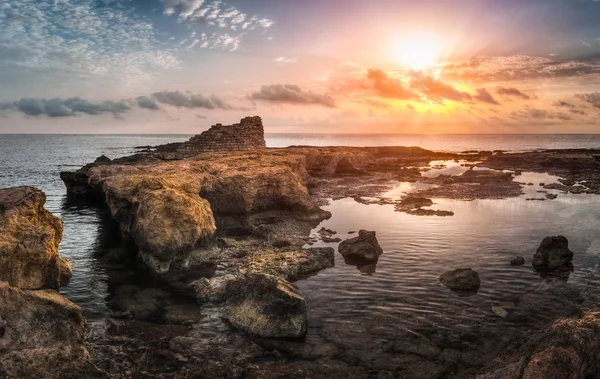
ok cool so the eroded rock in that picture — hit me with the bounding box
[0,187,71,290]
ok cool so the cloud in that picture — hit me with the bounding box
[2,97,131,117]
[496,87,531,100]
[554,101,576,108]
[473,88,500,105]
[0,0,180,92]
[0,90,235,117]
[162,0,274,51]
[136,96,160,110]
[442,56,600,83]
[151,90,233,109]
[576,92,600,108]
[249,84,335,107]
[409,72,472,103]
[366,69,418,100]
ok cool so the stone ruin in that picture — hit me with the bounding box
[188,116,266,152]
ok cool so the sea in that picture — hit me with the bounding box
[2,133,600,372]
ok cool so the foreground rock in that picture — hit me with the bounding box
[478,311,600,379]
[439,268,480,291]
[0,187,72,290]
[0,282,90,378]
[532,236,574,271]
[338,230,383,263]
[223,274,307,338]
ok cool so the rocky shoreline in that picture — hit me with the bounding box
[3,117,600,378]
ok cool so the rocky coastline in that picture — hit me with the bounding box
[3,117,600,377]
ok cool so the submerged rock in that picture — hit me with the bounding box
[223,274,307,338]
[510,256,525,266]
[0,282,90,378]
[0,187,71,290]
[338,230,383,263]
[439,268,480,291]
[532,236,574,271]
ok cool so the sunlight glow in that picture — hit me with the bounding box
[394,35,441,69]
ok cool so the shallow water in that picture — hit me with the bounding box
[2,134,600,373]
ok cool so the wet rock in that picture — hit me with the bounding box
[522,346,581,379]
[439,268,480,291]
[338,230,384,262]
[0,187,72,290]
[510,256,525,266]
[0,282,90,378]
[223,274,307,338]
[321,236,342,243]
[318,227,337,236]
[546,193,558,200]
[532,236,574,271]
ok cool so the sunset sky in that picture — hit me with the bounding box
[2,0,600,134]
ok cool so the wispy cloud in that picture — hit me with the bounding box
[0,0,180,91]
[162,0,274,51]
[0,90,236,117]
[249,84,335,107]
[496,87,531,100]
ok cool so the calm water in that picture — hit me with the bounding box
[2,134,600,361]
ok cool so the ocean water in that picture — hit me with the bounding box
[2,134,600,373]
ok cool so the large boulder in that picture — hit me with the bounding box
[338,230,384,262]
[223,274,307,338]
[0,187,71,290]
[439,268,480,291]
[0,282,89,378]
[532,236,574,271]
[101,173,216,273]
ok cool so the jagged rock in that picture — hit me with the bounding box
[0,187,71,290]
[338,230,383,262]
[223,274,307,338]
[439,268,480,291]
[510,256,525,266]
[532,236,574,271]
[0,282,90,378]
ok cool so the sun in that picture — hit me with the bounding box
[394,35,441,69]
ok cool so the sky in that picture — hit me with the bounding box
[2,0,600,134]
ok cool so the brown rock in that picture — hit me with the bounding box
[0,282,89,378]
[0,187,71,290]
[338,230,384,262]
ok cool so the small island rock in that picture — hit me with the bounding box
[510,256,525,266]
[532,236,574,270]
[338,230,383,262]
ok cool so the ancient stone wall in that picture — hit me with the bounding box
[188,116,266,152]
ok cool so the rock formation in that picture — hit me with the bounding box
[0,187,71,290]
[0,187,92,378]
[532,235,574,271]
[338,230,384,262]
[439,268,480,291]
